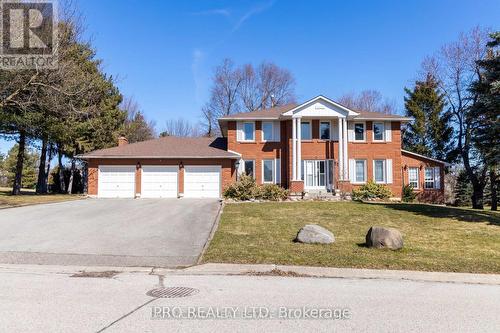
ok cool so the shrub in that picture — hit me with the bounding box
[352,181,392,201]
[402,184,417,202]
[223,174,259,200]
[257,184,289,201]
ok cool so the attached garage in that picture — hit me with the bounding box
[80,136,238,199]
[184,166,221,198]
[98,166,136,198]
[141,166,178,198]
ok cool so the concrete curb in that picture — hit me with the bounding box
[195,200,224,265]
[157,263,500,285]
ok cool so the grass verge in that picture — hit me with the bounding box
[0,187,83,208]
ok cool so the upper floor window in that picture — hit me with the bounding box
[354,123,365,141]
[301,121,311,140]
[320,121,331,140]
[373,122,385,141]
[408,167,419,189]
[262,122,273,141]
[243,122,255,141]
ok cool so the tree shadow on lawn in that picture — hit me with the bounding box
[370,203,500,226]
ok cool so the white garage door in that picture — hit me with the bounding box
[184,166,221,198]
[141,166,178,198]
[98,166,136,198]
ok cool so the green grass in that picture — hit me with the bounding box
[203,201,500,274]
[0,187,83,208]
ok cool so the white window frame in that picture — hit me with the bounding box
[320,121,331,140]
[408,167,419,189]
[424,167,435,189]
[354,159,367,184]
[354,122,366,142]
[261,121,274,142]
[262,159,275,184]
[373,122,385,142]
[242,122,255,142]
[244,160,255,179]
[301,121,312,141]
[373,159,386,183]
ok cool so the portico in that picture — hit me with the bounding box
[283,96,358,192]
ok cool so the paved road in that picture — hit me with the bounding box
[0,199,220,267]
[0,265,498,332]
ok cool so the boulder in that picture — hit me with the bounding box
[295,224,335,244]
[365,226,403,250]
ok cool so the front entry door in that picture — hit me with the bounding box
[303,160,334,191]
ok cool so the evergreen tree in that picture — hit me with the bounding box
[403,74,454,161]
[453,169,473,206]
[469,32,499,211]
[4,144,39,189]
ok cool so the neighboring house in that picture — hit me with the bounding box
[79,95,446,202]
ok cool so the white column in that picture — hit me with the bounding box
[297,117,302,181]
[342,118,348,180]
[338,117,343,181]
[292,118,297,180]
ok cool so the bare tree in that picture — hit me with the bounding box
[120,97,156,143]
[338,90,397,114]
[161,119,201,137]
[201,59,296,134]
[422,26,490,209]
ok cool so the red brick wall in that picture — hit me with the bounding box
[401,152,445,203]
[87,158,235,196]
[228,120,403,197]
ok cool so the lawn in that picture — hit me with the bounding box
[203,201,500,274]
[0,187,83,208]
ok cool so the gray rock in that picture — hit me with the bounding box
[365,226,403,250]
[296,224,335,244]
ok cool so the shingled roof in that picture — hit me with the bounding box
[78,136,240,159]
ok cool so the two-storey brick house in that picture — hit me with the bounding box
[81,95,446,202]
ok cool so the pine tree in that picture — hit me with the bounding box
[469,32,499,211]
[403,74,454,161]
[454,169,473,206]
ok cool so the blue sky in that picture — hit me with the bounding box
[1,0,499,153]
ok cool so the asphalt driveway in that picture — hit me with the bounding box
[0,198,221,267]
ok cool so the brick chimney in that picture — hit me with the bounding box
[118,136,129,147]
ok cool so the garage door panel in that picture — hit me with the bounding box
[184,166,221,198]
[141,166,178,198]
[98,166,136,198]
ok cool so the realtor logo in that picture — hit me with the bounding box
[0,0,58,69]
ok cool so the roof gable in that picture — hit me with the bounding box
[282,95,359,118]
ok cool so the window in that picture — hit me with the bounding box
[355,160,366,183]
[301,121,311,140]
[373,122,385,141]
[263,159,274,183]
[320,121,331,140]
[425,168,437,189]
[354,123,365,141]
[244,160,255,178]
[408,167,419,189]
[262,122,273,141]
[374,160,386,183]
[243,122,255,141]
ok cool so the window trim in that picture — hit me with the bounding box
[424,167,435,189]
[243,160,255,179]
[320,121,331,140]
[353,159,367,184]
[242,121,255,142]
[300,120,312,141]
[262,159,275,184]
[373,159,386,184]
[372,122,385,142]
[354,122,366,142]
[261,121,274,142]
[408,167,419,189]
